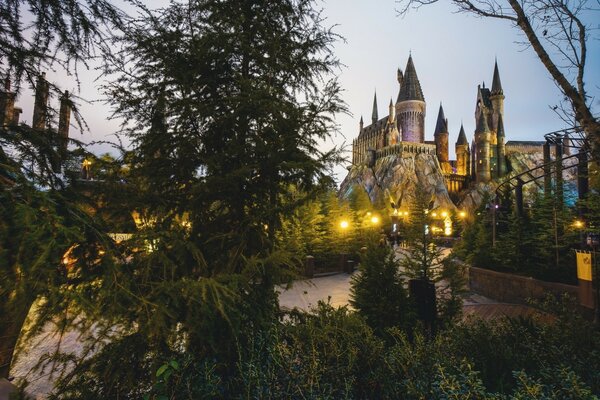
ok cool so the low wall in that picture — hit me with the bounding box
[469,266,579,305]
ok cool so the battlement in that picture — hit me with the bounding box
[375,141,436,159]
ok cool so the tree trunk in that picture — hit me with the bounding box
[506,0,600,162]
[0,300,34,379]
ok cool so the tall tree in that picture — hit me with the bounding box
[396,0,599,160]
[50,1,347,396]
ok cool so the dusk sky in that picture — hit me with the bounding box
[13,0,600,182]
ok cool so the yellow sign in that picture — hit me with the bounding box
[576,251,592,281]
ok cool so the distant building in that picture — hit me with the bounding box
[350,55,534,193]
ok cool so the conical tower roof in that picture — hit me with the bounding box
[397,55,425,102]
[371,91,378,123]
[496,114,505,138]
[434,103,448,135]
[456,123,468,145]
[491,59,503,95]
[476,111,490,133]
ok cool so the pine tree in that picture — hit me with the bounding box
[350,241,414,335]
[49,1,347,395]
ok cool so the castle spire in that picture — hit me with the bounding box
[359,115,364,130]
[388,98,395,122]
[397,55,424,102]
[456,123,468,145]
[491,59,503,95]
[371,91,378,124]
[434,103,448,136]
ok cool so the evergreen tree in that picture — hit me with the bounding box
[350,241,414,335]
[400,184,466,328]
[50,0,347,395]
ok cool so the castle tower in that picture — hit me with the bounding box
[396,55,425,143]
[455,123,470,176]
[32,73,49,130]
[489,59,505,132]
[0,78,15,127]
[496,113,507,178]
[471,138,477,181]
[58,90,72,154]
[371,91,378,124]
[475,111,492,183]
[433,103,449,164]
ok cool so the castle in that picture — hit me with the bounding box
[351,55,528,194]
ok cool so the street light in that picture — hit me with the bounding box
[340,220,349,230]
[370,215,380,225]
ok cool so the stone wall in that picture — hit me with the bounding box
[469,266,578,304]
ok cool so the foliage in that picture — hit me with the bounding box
[34,0,348,395]
[454,189,585,284]
[350,241,415,335]
[0,0,123,86]
[52,298,600,399]
[399,184,467,327]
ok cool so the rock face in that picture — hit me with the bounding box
[339,152,456,211]
[340,150,578,214]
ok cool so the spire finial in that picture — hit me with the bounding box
[371,90,378,124]
[491,59,503,95]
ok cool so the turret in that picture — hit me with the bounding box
[0,78,16,127]
[475,111,492,183]
[433,103,449,163]
[496,113,507,178]
[359,115,364,131]
[471,138,477,181]
[455,123,470,176]
[388,98,395,124]
[396,55,426,143]
[371,91,378,124]
[32,73,49,130]
[58,90,71,155]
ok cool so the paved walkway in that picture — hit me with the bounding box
[277,271,496,312]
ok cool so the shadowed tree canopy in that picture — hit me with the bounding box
[0,0,124,89]
[102,0,346,269]
[396,0,599,160]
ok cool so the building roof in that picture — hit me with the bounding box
[491,60,503,95]
[479,85,492,108]
[434,103,448,135]
[506,140,545,146]
[476,110,489,133]
[358,116,389,139]
[456,123,468,145]
[397,55,425,102]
